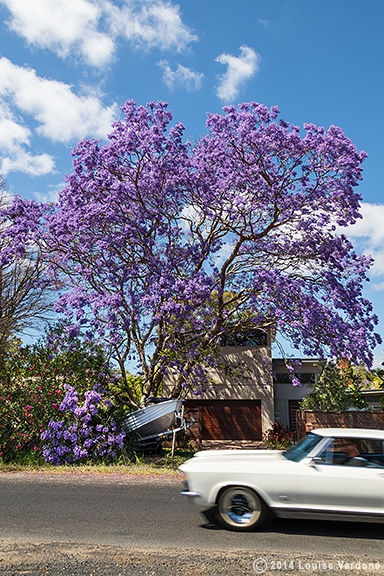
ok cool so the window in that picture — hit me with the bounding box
[220,329,268,347]
[317,438,384,468]
[274,372,317,384]
[283,433,323,462]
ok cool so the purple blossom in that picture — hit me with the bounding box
[41,383,126,465]
[5,100,381,404]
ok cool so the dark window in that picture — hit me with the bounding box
[275,372,317,384]
[221,329,267,347]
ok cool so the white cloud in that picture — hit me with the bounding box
[0,58,118,175]
[1,0,197,68]
[107,0,197,53]
[347,202,384,246]
[34,182,64,203]
[1,149,54,176]
[1,0,115,67]
[0,58,118,143]
[257,18,271,29]
[215,45,260,102]
[158,60,203,91]
[344,202,384,288]
[373,348,384,368]
[0,100,55,176]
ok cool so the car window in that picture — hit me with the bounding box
[283,433,323,462]
[316,438,384,468]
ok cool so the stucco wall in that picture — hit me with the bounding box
[163,345,274,433]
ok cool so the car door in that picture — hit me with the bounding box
[297,438,384,513]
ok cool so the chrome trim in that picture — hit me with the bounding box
[180,490,201,498]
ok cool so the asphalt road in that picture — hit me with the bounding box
[1,472,384,575]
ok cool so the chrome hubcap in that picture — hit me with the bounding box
[220,488,260,526]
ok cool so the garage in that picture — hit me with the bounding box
[185,399,262,442]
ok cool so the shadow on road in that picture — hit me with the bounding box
[200,507,384,539]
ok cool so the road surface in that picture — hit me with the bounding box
[0,472,383,575]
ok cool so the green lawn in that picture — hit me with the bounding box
[0,447,196,476]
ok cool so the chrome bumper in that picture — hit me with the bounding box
[180,480,200,498]
[180,490,201,498]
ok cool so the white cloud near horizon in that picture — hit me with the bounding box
[158,60,204,91]
[215,45,260,102]
[0,57,118,175]
[1,0,197,68]
[33,181,64,204]
[344,202,384,289]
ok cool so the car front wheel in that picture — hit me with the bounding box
[217,486,267,531]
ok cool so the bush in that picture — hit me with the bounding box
[41,383,126,465]
[264,422,294,449]
[0,322,118,463]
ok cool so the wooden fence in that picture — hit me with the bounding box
[296,410,384,439]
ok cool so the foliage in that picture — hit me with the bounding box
[0,179,55,356]
[263,422,294,449]
[5,102,381,404]
[108,373,144,419]
[0,322,118,462]
[363,365,384,389]
[41,383,126,465]
[365,365,384,409]
[300,360,368,412]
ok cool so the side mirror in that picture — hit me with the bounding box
[310,456,324,467]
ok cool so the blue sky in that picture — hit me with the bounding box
[0,0,384,364]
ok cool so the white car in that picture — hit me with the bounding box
[179,428,384,531]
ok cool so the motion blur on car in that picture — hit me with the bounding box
[179,428,384,531]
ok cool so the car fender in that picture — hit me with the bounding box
[208,480,272,508]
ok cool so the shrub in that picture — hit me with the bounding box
[41,383,126,465]
[264,422,294,449]
[0,322,117,462]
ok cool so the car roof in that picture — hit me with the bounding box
[312,427,384,440]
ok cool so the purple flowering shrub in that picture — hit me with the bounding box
[41,383,126,465]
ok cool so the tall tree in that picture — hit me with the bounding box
[0,178,54,356]
[17,101,381,405]
[300,360,368,412]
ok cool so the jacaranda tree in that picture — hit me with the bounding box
[9,101,381,406]
[0,178,55,357]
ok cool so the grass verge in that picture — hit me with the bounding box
[0,447,195,476]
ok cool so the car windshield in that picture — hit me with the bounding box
[283,433,323,462]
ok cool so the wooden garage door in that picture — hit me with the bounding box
[187,400,262,441]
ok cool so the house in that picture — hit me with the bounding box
[163,328,274,443]
[163,334,384,447]
[273,358,322,432]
